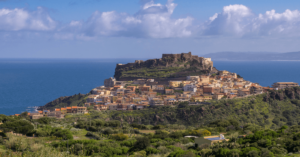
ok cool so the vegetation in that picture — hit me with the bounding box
[91,87,300,130]
[117,64,212,79]
[119,66,209,79]
[114,52,215,80]
[1,87,300,156]
[39,93,89,110]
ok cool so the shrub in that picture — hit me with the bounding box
[102,127,113,135]
[169,131,183,139]
[1,120,34,135]
[86,132,101,140]
[35,129,48,137]
[51,128,73,140]
[153,125,164,130]
[0,132,7,138]
[145,147,160,155]
[37,117,53,124]
[111,133,128,141]
[121,139,136,147]
[154,130,169,139]
[202,130,211,136]
[134,137,150,150]
[179,137,190,144]
[168,150,196,157]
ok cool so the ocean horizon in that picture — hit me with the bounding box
[0,58,300,115]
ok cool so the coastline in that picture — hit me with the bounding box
[2,59,300,116]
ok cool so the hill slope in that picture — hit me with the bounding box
[114,52,215,81]
[38,93,89,111]
[105,87,300,129]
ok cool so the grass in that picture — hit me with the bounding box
[72,129,89,140]
[121,66,197,78]
[0,145,6,153]
[139,130,156,134]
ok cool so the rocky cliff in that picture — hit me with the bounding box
[38,93,88,111]
[114,52,215,81]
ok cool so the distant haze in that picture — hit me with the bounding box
[203,52,300,61]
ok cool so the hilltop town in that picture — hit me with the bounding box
[89,69,269,110]
[20,53,299,119]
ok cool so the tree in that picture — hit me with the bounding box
[200,149,212,157]
[37,117,52,124]
[111,133,128,141]
[0,120,34,135]
[20,112,29,118]
[51,128,73,140]
[178,102,189,108]
[134,137,150,150]
[169,131,183,139]
[102,127,113,135]
[202,130,211,136]
[231,132,239,143]
[154,130,169,139]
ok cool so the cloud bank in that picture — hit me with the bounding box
[0,7,56,31]
[63,0,193,38]
[203,4,300,37]
[1,1,300,39]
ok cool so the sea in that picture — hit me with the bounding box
[0,58,300,115]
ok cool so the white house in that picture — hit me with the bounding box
[184,84,197,92]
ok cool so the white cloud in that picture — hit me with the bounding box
[70,21,81,27]
[0,7,56,31]
[203,5,254,36]
[70,0,193,38]
[203,4,300,37]
[2,2,300,40]
[252,9,300,36]
[209,13,218,21]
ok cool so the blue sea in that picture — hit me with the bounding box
[0,59,300,115]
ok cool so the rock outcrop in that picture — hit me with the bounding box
[114,52,215,81]
[38,93,88,111]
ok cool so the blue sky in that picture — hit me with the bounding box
[1,0,300,58]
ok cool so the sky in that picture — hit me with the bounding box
[1,0,300,58]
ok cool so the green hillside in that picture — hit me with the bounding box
[2,87,300,156]
[99,87,300,129]
[38,93,89,110]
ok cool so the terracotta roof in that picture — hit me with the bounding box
[38,111,43,113]
[71,106,77,109]
[66,107,72,109]
[55,109,60,111]
[136,104,148,106]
